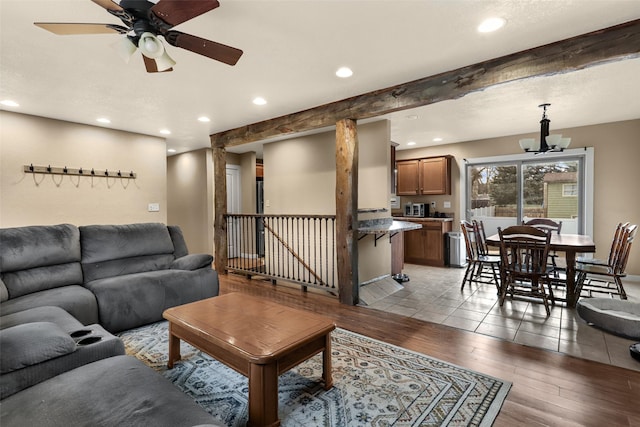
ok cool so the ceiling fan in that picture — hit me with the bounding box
[34,0,243,73]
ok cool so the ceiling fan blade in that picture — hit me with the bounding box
[151,0,219,27]
[165,31,242,66]
[91,0,135,26]
[142,55,173,73]
[34,22,129,35]
[91,0,124,12]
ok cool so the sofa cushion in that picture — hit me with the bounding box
[0,285,99,326]
[80,223,175,264]
[0,224,83,297]
[0,306,83,333]
[0,322,76,374]
[2,263,83,298]
[0,355,222,427]
[82,253,175,283]
[85,269,218,332]
[0,224,80,272]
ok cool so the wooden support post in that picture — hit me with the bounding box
[213,145,228,275]
[335,119,359,305]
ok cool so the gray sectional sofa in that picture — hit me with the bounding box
[0,222,222,426]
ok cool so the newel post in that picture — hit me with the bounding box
[335,118,359,305]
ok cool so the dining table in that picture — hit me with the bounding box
[486,232,596,308]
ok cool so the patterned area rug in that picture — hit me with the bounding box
[118,322,510,426]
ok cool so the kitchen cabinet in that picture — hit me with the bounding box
[396,156,451,195]
[403,219,452,266]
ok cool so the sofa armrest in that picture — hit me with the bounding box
[170,254,213,271]
[1,322,76,374]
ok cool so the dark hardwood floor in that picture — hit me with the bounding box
[220,273,640,427]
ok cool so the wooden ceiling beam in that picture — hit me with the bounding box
[211,19,640,148]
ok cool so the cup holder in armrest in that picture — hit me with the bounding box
[77,336,102,346]
[70,329,92,339]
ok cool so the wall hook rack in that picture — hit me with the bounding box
[24,164,136,179]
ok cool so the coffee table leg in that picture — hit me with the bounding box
[167,324,181,369]
[323,332,333,390]
[248,362,280,427]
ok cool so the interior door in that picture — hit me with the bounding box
[226,166,240,258]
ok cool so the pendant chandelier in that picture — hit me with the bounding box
[519,103,571,153]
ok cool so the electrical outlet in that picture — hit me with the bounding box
[430,201,436,209]
[148,203,160,212]
[265,200,271,208]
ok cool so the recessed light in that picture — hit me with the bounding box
[407,141,416,146]
[198,116,210,122]
[433,137,443,142]
[96,117,111,124]
[167,148,177,153]
[1,100,19,107]
[160,129,171,135]
[336,67,353,78]
[406,114,419,120]
[478,17,506,33]
[252,97,267,106]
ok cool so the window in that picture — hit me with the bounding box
[464,148,594,237]
[563,183,578,197]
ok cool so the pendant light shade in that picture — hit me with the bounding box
[112,36,137,63]
[138,32,164,59]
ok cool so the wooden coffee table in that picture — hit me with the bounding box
[163,293,336,427]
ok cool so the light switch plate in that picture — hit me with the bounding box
[148,203,160,212]
[444,201,451,208]
[430,201,436,209]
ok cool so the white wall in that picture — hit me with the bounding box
[167,149,213,255]
[1,111,167,227]
[263,120,392,285]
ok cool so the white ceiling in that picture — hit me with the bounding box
[1,0,639,156]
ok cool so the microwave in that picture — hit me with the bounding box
[404,202,428,217]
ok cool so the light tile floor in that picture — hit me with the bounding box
[364,264,640,372]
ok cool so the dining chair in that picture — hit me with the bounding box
[576,222,629,267]
[576,223,637,300]
[460,221,500,292]
[498,225,554,316]
[523,218,563,272]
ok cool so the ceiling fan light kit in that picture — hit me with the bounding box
[112,36,137,63]
[34,0,243,73]
[519,103,571,153]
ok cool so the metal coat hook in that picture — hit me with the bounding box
[23,164,136,179]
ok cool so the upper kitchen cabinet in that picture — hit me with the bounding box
[396,156,452,195]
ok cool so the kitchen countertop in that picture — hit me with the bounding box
[392,216,454,222]
[358,219,422,234]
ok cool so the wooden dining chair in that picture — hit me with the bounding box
[576,224,637,300]
[498,225,554,316]
[576,222,629,267]
[523,218,563,273]
[460,221,500,292]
